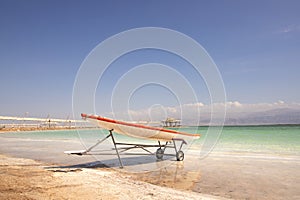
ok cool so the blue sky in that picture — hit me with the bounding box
[0,0,299,118]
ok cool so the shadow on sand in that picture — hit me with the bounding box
[45,154,175,170]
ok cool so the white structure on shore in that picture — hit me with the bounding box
[0,115,88,129]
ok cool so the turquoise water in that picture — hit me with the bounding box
[190,125,300,155]
[2,125,300,156]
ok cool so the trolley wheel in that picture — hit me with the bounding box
[156,148,164,160]
[176,151,184,161]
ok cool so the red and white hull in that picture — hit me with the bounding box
[81,113,200,141]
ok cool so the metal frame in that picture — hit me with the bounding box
[65,129,187,168]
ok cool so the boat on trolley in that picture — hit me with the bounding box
[65,113,200,168]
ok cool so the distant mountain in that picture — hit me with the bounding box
[184,108,300,126]
[224,108,300,125]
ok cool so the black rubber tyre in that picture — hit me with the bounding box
[156,148,164,160]
[176,151,184,161]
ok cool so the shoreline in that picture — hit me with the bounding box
[0,126,97,133]
[0,153,224,200]
[1,149,299,200]
[2,151,299,200]
[1,123,299,134]
[1,123,299,132]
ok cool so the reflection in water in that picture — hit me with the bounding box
[131,158,202,191]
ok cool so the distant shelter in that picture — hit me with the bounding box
[161,118,181,127]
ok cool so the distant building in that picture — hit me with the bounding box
[161,118,181,127]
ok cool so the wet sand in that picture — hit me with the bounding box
[132,153,300,199]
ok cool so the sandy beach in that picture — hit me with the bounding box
[1,153,299,200]
[0,154,223,200]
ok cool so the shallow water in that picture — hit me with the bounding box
[185,125,300,155]
[2,125,300,156]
